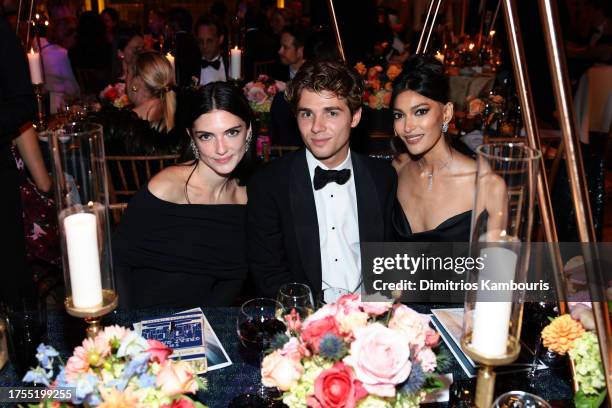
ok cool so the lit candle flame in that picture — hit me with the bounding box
[489,30,496,37]
[468,43,475,50]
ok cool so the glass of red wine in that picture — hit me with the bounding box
[232,298,286,407]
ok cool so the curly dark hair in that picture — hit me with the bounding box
[285,60,364,115]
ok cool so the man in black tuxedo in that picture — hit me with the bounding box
[247,60,396,299]
[194,15,228,85]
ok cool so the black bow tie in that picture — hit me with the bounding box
[313,166,351,190]
[201,59,221,70]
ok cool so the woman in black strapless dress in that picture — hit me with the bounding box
[390,55,476,243]
[113,82,255,308]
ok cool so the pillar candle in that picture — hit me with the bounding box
[230,47,242,80]
[470,247,517,357]
[27,48,43,84]
[64,213,103,309]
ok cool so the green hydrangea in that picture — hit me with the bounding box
[357,395,393,408]
[282,358,333,408]
[569,332,606,395]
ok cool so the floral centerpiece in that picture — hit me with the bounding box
[22,325,207,407]
[541,310,607,408]
[99,83,130,109]
[243,74,286,114]
[261,294,446,408]
[354,63,402,110]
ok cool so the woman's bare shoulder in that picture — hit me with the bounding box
[148,163,192,203]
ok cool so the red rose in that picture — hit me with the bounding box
[301,315,340,352]
[146,339,173,364]
[161,397,195,408]
[104,87,118,100]
[307,362,367,408]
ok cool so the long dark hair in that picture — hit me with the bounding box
[391,55,451,154]
[177,81,255,187]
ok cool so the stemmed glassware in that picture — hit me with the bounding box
[317,287,351,308]
[276,283,314,320]
[232,298,286,407]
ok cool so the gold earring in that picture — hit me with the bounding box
[131,85,138,92]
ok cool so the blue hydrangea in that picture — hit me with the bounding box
[35,344,59,370]
[73,373,99,405]
[22,366,52,387]
[400,363,425,395]
[117,332,150,358]
[137,373,157,388]
[318,333,347,361]
[122,352,151,380]
[270,333,290,350]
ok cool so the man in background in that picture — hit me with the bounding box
[195,15,227,85]
[277,25,306,81]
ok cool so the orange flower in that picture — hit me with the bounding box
[541,314,585,355]
[98,386,142,408]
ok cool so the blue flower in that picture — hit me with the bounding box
[122,352,151,380]
[400,363,425,395]
[55,367,69,388]
[35,344,59,370]
[270,333,290,350]
[137,373,157,388]
[117,331,150,358]
[22,366,52,386]
[318,333,347,361]
[73,373,99,405]
[106,377,129,392]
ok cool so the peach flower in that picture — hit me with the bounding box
[261,350,304,391]
[156,361,198,397]
[541,314,585,355]
[388,305,430,350]
[98,386,142,408]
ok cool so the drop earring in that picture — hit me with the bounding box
[441,121,449,133]
[190,140,200,160]
[245,132,253,153]
[131,85,138,92]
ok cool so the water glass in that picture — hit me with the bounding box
[493,391,551,408]
[276,283,314,321]
[317,287,351,308]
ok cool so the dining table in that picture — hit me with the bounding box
[0,305,573,407]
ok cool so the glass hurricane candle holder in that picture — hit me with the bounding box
[461,143,541,407]
[228,45,244,82]
[48,122,117,337]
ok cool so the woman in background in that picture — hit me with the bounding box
[112,81,253,308]
[112,23,144,81]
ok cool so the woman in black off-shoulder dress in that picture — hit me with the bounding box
[113,82,254,308]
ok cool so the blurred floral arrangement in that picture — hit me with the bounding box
[243,74,286,113]
[541,310,607,408]
[99,83,130,109]
[261,294,446,408]
[23,325,207,407]
[355,63,402,110]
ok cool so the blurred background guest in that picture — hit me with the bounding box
[113,82,252,309]
[112,23,144,82]
[195,14,227,85]
[92,51,180,156]
[37,20,80,114]
[69,11,113,94]
[100,7,119,44]
[277,25,307,81]
[145,8,166,51]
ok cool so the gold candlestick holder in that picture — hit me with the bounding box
[65,289,118,338]
[33,83,46,130]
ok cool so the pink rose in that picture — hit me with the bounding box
[416,348,437,373]
[360,302,391,316]
[388,305,430,350]
[261,350,303,391]
[146,339,173,364]
[156,361,198,397]
[301,315,341,352]
[307,362,367,408]
[343,323,412,397]
[425,329,440,348]
[275,81,286,92]
[247,87,267,104]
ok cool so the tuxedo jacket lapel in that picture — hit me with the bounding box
[352,153,384,243]
[289,150,322,289]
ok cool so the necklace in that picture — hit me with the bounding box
[418,155,453,192]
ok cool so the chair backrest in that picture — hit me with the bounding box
[106,154,181,203]
[253,60,277,79]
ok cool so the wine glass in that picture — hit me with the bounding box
[276,283,314,321]
[493,391,551,408]
[317,287,351,308]
[234,298,286,406]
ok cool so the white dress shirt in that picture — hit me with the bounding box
[306,149,361,292]
[199,55,226,85]
[39,38,80,114]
